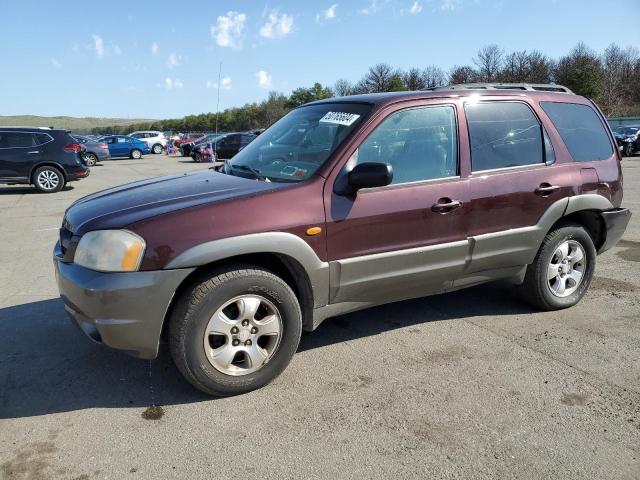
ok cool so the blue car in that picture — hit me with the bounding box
[100,135,151,159]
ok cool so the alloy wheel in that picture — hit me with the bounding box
[547,240,586,297]
[203,295,283,376]
[37,170,60,191]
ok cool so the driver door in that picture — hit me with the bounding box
[325,102,469,305]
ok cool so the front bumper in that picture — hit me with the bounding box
[598,208,632,253]
[53,241,194,359]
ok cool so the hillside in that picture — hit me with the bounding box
[0,115,157,132]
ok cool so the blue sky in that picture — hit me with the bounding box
[0,0,638,119]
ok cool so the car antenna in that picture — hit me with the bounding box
[214,61,222,165]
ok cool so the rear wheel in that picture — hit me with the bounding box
[152,143,163,154]
[169,266,302,396]
[520,223,596,310]
[83,153,98,166]
[33,166,64,193]
[130,149,142,159]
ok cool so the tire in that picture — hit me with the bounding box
[520,223,596,310]
[84,153,98,167]
[169,265,302,396]
[193,153,201,162]
[152,143,163,154]
[624,143,634,157]
[130,149,142,159]
[33,166,65,193]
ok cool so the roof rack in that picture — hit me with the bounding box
[426,83,573,94]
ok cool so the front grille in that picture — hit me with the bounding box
[59,225,73,255]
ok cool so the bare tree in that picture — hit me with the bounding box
[500,50,553,83]
[448,65,478,84]
[423,65,446,88]
[600,44,639,116]
[403,68,427,90]
[333,78,354,97]
[358,63,398,92]
[473,44,504,82]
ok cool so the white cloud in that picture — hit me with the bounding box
[211,11,246,49]
[92,34,104,58]
[167,53,181,69]
[317,4,338,22]
[409,1,423,13]
[151,42,159,56]
[164,77,183,90]
[435,0,461,11]
[206,76,233,90]
[259,11,294,39]
[51,57,62,68]
[256,70,272,89]
[359,0,379,15]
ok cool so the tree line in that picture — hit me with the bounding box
[90,42,640,135]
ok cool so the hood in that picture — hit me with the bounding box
[64,170,286,235]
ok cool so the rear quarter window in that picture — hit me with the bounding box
[540,102,613,162]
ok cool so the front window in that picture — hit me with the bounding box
[226,102,371,182]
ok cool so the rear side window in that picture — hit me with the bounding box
[540,102,613,162]
[465,102,543,171]
[35,133,53,146]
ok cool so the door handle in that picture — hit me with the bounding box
[27,150,40,154]
[535,183,560,196]
[431,198,463,213]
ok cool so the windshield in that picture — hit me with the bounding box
[616,126,638,136]
[226,103,371,182]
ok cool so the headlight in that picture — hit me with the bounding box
[74,230,146,272]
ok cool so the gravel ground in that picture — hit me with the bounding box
[0,154,639,480]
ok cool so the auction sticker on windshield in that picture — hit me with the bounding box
[319,111,361,126]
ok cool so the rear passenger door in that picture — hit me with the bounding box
[326,102,469,305]
[463,100,576,273]
[0,131,39,179]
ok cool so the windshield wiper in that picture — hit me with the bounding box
[231,164,268,181]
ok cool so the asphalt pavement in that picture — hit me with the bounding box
[0,154,639,480]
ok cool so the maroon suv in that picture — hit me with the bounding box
[54,84,631,396]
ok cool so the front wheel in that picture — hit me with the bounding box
[33,166,65,193]
[520,223,596,310]
[130,149,142,159]
[169,266,302,396]
[152,144,163,154]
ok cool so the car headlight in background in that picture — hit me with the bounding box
[74,230,146,272]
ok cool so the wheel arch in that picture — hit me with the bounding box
[29,161,67,182]
[161,232,330,336]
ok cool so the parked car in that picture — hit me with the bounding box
[179,133,220,158]
[100,135,151,159]
[54,84,630,396]
[0,127,89,193]
[71,134,111,166]
[613,125,639,157]
[173,132,206,152]
[129,131,167,154]
[191,132,256,161]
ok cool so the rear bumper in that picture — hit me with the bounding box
[65,165,90,181]
[598,208,632,253]
[53,241,194,359]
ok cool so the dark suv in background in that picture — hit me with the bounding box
[0,127,89,192]
[54,84,630,396]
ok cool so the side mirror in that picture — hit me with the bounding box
[335,162,393,195]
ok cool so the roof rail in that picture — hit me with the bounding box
[426,83,574,94]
